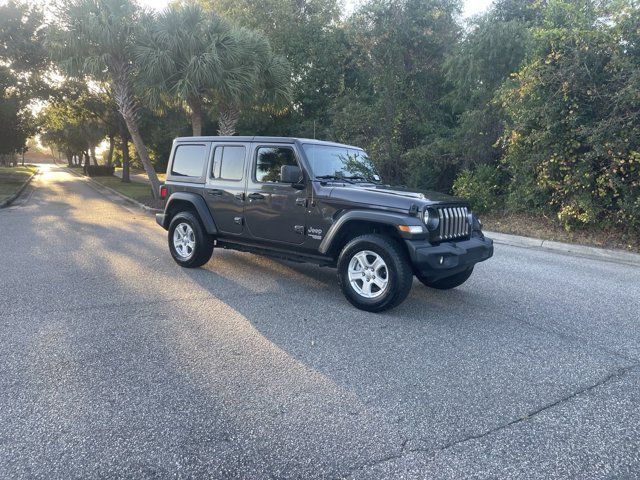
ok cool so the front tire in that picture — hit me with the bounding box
[168,211,214,268]
[416,266,474,290]
[337,234,413,312]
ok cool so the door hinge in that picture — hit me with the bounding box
[294,225,304,234]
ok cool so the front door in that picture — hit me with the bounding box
[204,142,248,236]
[243,144,308,245]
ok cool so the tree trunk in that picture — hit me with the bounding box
[122,115,160,197]
[114,74,160,198]
[90,145,98,166]
[106,134,115,167]
[188,97,204,136]
[83,151,90,174]
[66,153,73,167]
[217,101,240,136]
[120,136,130,184]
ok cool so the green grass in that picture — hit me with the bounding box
[0,165,37,202]
[114,167,166,182]
[92,175,154,202]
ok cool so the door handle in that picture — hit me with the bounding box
[247,193,265,201]
[235,192,245,201]
[206,189,223,196]
[295,198,307,207]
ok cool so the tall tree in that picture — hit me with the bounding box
[136,4,238,136]
[214,28,291,136]
[444,0,539,170]
[499,0,640,231]
[52,0,161,197]
[137,3,290,137]
[209,0,342,138]
[332,0,461,186]
[0,1,48,163]
[40,83,107,169]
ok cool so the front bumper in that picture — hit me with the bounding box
[404,234,494,280]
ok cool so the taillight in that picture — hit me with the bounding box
[160,184,167,199]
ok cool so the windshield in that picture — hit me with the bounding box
[302,144,380,182]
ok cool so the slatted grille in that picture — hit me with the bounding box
[436,206,470,241]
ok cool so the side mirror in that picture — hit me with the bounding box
[281,165,304,187]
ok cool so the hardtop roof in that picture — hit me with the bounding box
[173,136,364,151]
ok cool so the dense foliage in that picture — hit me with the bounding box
[1,0,638,233]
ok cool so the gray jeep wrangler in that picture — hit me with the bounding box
[156,136,493,311]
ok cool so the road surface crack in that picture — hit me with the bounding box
[341,363,638,478]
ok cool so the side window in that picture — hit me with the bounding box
[211,146,246,181]
[255,147,298,183]
[171,144,206,177]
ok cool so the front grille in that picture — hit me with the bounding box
[435,206,470,242]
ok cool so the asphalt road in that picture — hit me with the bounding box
[1,165,639,479]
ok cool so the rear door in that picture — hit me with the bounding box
[243,143,308,245]
[204,142,249,236]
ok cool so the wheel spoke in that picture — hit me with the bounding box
[372,277,387,290]
[348,269,362,282]
[371,256,385,272]
[354,252,370,268]
[360,280,372,295]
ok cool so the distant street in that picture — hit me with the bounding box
[1,165,639,479]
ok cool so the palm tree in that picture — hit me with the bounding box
[215,29,291,136]
[135,4,238,136]
[52,0,161,197]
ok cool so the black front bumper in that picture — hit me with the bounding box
[404,234,494,280]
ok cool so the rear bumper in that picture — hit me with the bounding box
[156,213,168,230]
[405,234,494,280]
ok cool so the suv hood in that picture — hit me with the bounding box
[327,183,468,211]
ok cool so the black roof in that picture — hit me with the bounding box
[173,136,363,150]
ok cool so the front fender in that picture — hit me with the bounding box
[318,210,424,255]
[159,192,218,235]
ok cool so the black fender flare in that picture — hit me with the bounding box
[160,192,218,235]
[318,209,424,255]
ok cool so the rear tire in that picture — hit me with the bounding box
[416,266,473,290]
[168,211,214,268]
[337,234,413,312]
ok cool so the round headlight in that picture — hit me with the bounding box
[423,208,439,231]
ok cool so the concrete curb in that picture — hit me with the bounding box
[0,168,39,208]
[63,167,163,214]
[486,230,640,267]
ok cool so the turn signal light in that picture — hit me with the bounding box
[160,185,167,199]
[398,225,424,234]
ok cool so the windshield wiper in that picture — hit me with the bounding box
[315,175,356,184]
[343,175,379,183]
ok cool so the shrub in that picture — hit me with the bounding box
[453,164,507,213]
[84,165,115,177]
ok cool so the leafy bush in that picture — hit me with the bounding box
[453,165,507,213]
[84,165,115,177]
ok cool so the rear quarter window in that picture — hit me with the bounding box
[171,144,207,178]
